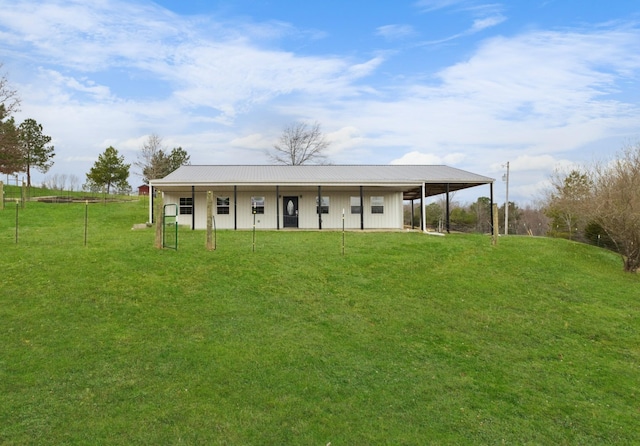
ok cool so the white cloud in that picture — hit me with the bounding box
[376,24,416,40]
[469,15,506,33]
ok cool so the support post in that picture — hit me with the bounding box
[233,186,237,230]
[276,185,280,230]
[421,183,426,232]
[191,185,195,230]
[206,191,214,251]
[318,185,322,230]
[490,182,494,235]
[154,189,163,249]
[446,183,450,234]
[492,203,499,246]
[410,199,414,229]
[360,185,364,230]
[0,181,4,210]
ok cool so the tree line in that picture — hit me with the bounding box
[544,143,640,272]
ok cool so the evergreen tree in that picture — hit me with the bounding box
[18,118,55,187]
[86,146,130,194]
[0,105,21,175]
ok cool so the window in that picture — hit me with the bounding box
[251,196,265,214]
[316,196,330,214]
[371,196,384,214]
[350,196,361,214]
[217,196,230,215]
[179,197,193,215]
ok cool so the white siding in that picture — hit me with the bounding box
[159,187,404,230]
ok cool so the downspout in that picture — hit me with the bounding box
[191,185,195,230]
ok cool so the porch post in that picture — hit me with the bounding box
[421,183,426,232]
[318,185,322,230]
[446,183,451,234]
[276,185,280,230]
[490,182,494,235]
[150,185,154,223]
[191,185,195,230]
[360,185,364,230]
[410,199,414,229]
[234,185,237,230]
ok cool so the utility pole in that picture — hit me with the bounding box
[503,161,510,236]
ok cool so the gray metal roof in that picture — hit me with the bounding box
[150,165,494,197]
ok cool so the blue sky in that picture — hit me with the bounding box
[1,0,639,204]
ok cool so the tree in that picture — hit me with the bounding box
[135,134,190,183]
[0,63,20,116]
[269,121,330,165]
[0,105,21,175]
[86,146,130,194]
[470,196,492,233]
[588,143,640,272]
[18,118,55,187]
[545,169,591,240]
[166,147,190,173]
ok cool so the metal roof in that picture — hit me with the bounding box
[150,165,494,198]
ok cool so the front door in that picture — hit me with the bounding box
[283,196,299,228]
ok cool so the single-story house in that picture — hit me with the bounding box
[148,165,495,231]
[138,184,150,196]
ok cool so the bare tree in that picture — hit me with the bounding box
[269,121,330,165]
[135,133,165,183]
[588,143,640,272]
[0,63,20,115]
[135,133,190,183]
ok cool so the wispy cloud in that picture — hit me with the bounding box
[376,24,416,40]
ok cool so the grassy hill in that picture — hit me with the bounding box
[1,200,638,444]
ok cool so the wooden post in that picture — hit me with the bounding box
[492,203,499,246]
[154,189,163,249]
[21,180,26,209]
[0,181,4,210]
[206,191,214,251]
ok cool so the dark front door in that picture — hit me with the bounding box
[283,196,299,228]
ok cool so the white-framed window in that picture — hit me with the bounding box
[316,196,330,214]
[371,196,384,214]
[217,196,230,214]
[251,196,265,214]
[179,197,193,215]
[350,196,361,214]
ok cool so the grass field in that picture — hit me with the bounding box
[1,198,639,444]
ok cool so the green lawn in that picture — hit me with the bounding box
[1,200,639,444]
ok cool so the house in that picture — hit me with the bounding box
[138,184,150,196]
[148,165,495,231]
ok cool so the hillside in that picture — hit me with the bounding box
[1,200,639,444]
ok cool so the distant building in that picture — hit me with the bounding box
[149,165,495,232]
[138,184,150,196]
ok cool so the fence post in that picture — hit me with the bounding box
[21,180,26,209]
